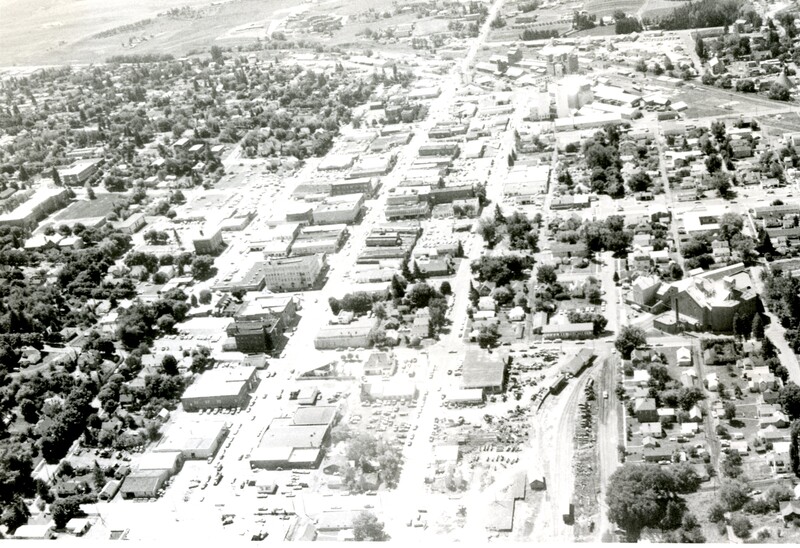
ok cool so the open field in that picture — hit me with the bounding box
[0,0,415,66]
[0,0,216,65]
[583,0,645,17]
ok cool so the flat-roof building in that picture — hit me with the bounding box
[541,322,594,340]
[58,158,102,186]
[461,350,507,394]
[181,366,259,411]
[314,318,377,350]
[154,420,228,459]
[312,193,364,225]
[119,470,169,499]
[0,187,71,229]
[191,225,224,255]
[262,253,326,292]
[249,407,337,470]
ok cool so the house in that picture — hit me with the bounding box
[780,500,800,522]
[478,296,496,312]
[677,347,692,366]
[640,422,663,438]
[681,422,699,437]
[635,398,658,423]
[688,404,703,422]
[757,425,790,444]
[65,518,92,536]
[657,408,676,424]
[769,441,791,474]
[705,373,719,392]
[643,436,659,448]
[12,523,56,540]
[643,447,673,463]
[508,306,526,322]
[729,440,749,455]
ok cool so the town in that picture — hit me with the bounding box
[2,0,800,543]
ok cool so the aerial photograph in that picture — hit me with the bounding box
[4,0,800,543]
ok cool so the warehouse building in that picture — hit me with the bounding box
[154,420,228,460]
[119,470,169,499]
[181,366,259,411]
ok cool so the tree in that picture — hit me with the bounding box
[328,297,342,315]
[161,354,179,376]
[50,497,82,528]
[210,45,225,64]
[469,282,479,307]
[705,154,723,174]
[371,302,387,320]
[723,401,737,421]
[439,281,452,296]
[719,478,750,511]
[477,324,500,348]
[352,511,389,541]
[494,204,505,224]
[627,170,652,192]
[769,82,791,101]
[719,212,743,242]
[191,256,216,281]
[20,399,39,424]
[615,326,647,359]
[536,264,558,285]
[696,37,707,60]
[606,464,681,541]
[93,462,106,491]
[751,315,765,340]
[391,275,406,299]
[199,289,212,304]
[85,184,95,200]
[730,514,752,538]
[477,218,500,248]
[709,171,730,197]
[779,382,800,420]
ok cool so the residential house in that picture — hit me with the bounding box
[635,398,658,423]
